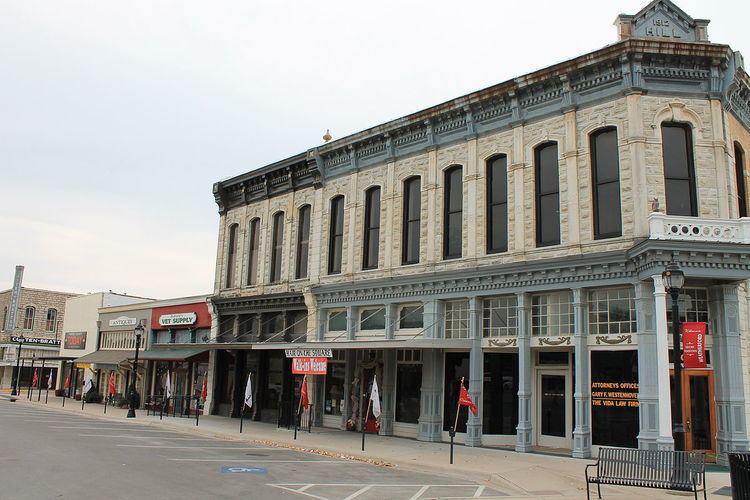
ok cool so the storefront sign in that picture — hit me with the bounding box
[291,357,328,375]
[682,322,707,369]
[10,336,61,346]
[159,312,197,327]
[64,331,87,350]
[285,348,333,358]
[109,316,138,327]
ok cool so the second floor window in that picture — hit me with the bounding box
[363,187,381,270]
[23,306,35,330]
[402,177,421,265]
[443,166,463,259]
[246,218,260,286]
[531,291,573,336]
[735,143,747,218]
[225,224,238,288]
[535,142,560,247]
[328,196,345,274]
[487,155,508,253]
[269,211,284,283]
[591,128,622,239]
[662,122,697,216]
[296,205,311,279]
[46,308,58,332]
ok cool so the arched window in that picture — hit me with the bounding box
[443,166,463,259]
[246,218,260,285]
[46,308,58,332]
[591,128,622,239]
[661,123,697,216]
[402,177,421,265]
[486,155,508,253]
[296,205,311,279]
[23,306,35,330]
[225,224,238,288]
[363,187,381,269]
[535,142,560,247]
[269,212,285,283]
[735,142,747,218]
[328,196,345,274]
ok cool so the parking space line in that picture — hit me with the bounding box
[269,485,328,500]
[79,434,216,440]
[116,445,282,450]
[409,486,429,500]
[169,459,347,463]
[342,485,373,500]
[474,485,485,497]
[50,426,182,432]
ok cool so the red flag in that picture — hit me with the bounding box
[300,376,310,410]
[201,376,208,401]
[108,372,117,396]
[64,372,71,390]
[458,382,478,416]
[32,369,38,388]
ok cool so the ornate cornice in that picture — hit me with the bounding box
[210,292,307,314]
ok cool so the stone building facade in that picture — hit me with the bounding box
[209,0,750,463]
[0,287,78,391]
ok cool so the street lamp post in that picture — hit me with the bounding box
[10,334,25,397]
[126,322,144,418]
[663,261,686,451]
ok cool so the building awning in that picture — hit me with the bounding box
[74,350,131,365]
[132,347,207,361]
[250,338,473,350]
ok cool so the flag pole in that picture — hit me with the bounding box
[195,396,200,426]
[362,396,372,452]
[240,404,245,433]
[450,376,465,465]
[294,375,304,440]
[104,394,108,414]
[37,360,45,401]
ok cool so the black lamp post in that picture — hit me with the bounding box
[10,334,25,397]
[126,322,144,418]
[663,261,686,451]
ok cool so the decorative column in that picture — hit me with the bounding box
[316,308,327,341]
[342,350,355,429]
[384,303,397,340]
[711,285,750,465]
[635,281,659,449]
[572,288,591,458]
[346,306,356,341]
[204,350,217,416]
[465,297,483,446]
[379,349,396,436]
[423,299,444,339]
[516,292,533,452]
[417,348,444,442]
[652,274,674,450]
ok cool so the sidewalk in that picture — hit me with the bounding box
[6,394,733,499]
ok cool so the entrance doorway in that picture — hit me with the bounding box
[671,370,716,455]
[536,369,571,448]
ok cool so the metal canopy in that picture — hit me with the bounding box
[132,347,207,361]
[250,338,473,350]
[74,350,131,365]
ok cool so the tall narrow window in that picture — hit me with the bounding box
[225,224,238,288]
[45,308,58,332]
[328,196,344,274]
[444,166,463,259]
[536,142,560,247]
[662,123,697,216]
[735,143,747,218]
[2,306,7,331]
[591,128,622,239]
[487,155,508,253]
[269,212,284,282]
[402,177,421,265]
[23,306,35,330]
[246,218,260,285]
[363,187,381,269]
[295,205,311,279]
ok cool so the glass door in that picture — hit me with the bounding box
[536,370,571,448]
[684,371,716,455]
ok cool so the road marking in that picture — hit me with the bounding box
[49,426,181,432]
[78,434,215,441]
[267,485,328,500]
[169,459,347,463]
[220,466,268,474]
[474,485,485,497]
[342,485,373,500]
[116,445,282,450]
[409,485,429,500]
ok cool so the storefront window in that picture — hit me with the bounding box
[263,355,283,410]
[531,291,574,336]
[398,305,423,329]
[445,300,469,339]
[360,308,385,330]
[483,353,518,434]
[443,352,470,432]
[324,357,345,416]
[483,296,518,337]
[175,329,192,344]
[155,330,172,344]
[591,350,639,448]
[666,287,709,326]
[588,287,636,335]
[396,350,421,424]
[328,311,347,332]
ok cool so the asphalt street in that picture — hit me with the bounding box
[0,401,506,500]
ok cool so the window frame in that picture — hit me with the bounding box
[45,308,58,332]
[735,142,748,218]
[295,205,311,279]
[362,187,381,270]
[402,176,421,265]
[531,291,574,336]
[225,223,239,288]
[482,295,518,337]
[444,300,469,339]
[328,196,345,275]
[486,155,509,254]
[246,217,260,286]
[443,165,463,260]
[661,122,698,217]
[588,287,637,335]
[23,306,35,330]
[590,127,623,239]
[269,211,285,283]
[535,142,561,247]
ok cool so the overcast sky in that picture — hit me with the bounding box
[1,0,748,299]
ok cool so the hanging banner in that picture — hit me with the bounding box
[682,322,707,368]
[291,357,328,375]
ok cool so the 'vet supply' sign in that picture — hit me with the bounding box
[159,313,197,327]
[291,357,328,375]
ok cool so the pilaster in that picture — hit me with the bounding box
[626,93,648,237]
[572,288,591,458]
[426,148,438,265]
[342,350,355,430]
[423,299,444,340]
[384,303,397,340]
[564,110,580,247]
[652,275,675,450]
[466,138,478,258]
[346,306,356,341]
[465,296,483,446]
[635,281,659,449]
[316,308,326,341]
[511,125,526,254]
[418,348,444,442]
[380,349,396,436]
[205,349,217,416]
[516,292,533,452]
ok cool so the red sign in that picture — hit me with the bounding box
[151,302,211,330]
[292,357,328,375]
[682,322,707,369]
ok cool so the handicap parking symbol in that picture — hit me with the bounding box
[220,466,268,474]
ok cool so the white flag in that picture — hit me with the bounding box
[83,378,93,394]
[47,372,54,390]
[244,373,253,409]
[165,371,172,399]
[370,375,381,418]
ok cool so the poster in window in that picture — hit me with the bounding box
[591,350,639,448]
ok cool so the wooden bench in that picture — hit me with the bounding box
[585,447,706,500]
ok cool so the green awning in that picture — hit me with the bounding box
[75,350,131,365]
[132,347,207,361]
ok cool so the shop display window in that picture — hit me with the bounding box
[395,351,421,424]
[483,353,518,435]
[591,350,639,448]
[324,361,345,416]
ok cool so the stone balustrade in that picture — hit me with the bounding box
[648,212,750,243]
